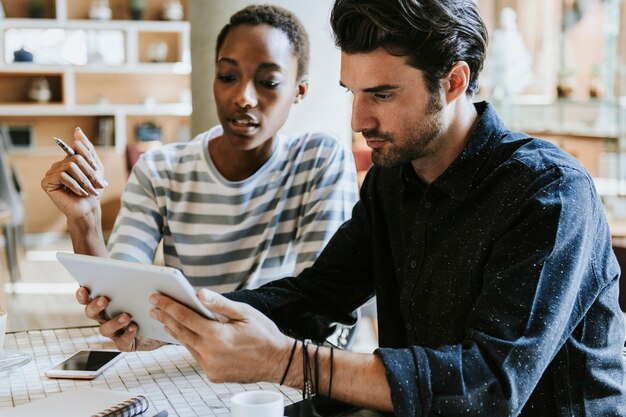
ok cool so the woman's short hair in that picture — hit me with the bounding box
[216,4,310,79]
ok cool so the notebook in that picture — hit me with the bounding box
[0,386,148,417]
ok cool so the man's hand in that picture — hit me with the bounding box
[76,286,166,352]
[41,127,108,222]
[149,289,293,383]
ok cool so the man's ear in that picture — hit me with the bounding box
[294,78,309,104]
[442,61,470,104]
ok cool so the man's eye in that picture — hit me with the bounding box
[373,93,393,101]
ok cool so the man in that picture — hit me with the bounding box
[150,0,625,415]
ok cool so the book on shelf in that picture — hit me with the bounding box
[97,116,115,147]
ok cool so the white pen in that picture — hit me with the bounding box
[53,135,109,188]
[53,136,75,156]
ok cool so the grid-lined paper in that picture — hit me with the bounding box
[0,327,302,416]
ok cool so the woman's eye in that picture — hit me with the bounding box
[217,74,236,83]
[261,80,280,89]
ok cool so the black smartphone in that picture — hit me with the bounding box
[45,350,122,379]
[284,395,358,417]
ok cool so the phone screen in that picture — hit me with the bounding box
[54,350,121,371]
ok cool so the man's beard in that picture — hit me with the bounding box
[364,92,444,168]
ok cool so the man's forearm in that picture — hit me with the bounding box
[283,341,393,413]
[67,210,109,257]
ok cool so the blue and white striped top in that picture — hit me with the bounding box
[107,125,359,290]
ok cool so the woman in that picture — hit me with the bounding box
[41,4,358,351]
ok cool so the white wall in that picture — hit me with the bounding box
[189,0,352,144]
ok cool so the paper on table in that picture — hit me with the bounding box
[0,386,148,417]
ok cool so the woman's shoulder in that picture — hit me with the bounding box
[283,131,348,158]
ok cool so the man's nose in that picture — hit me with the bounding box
[351,95,375,133]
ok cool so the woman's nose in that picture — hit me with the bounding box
[235,81,258,109]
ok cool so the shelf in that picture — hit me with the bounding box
[0,18,189,31]
[0,63,191,74]
[0,103,191,116]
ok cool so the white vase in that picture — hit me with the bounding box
[28,77,52,103]
[89,0,112,21]
[163,0,183,21]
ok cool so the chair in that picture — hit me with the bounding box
[0,124,24,283]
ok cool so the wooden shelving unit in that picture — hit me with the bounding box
[0,0,190,234]
[0,0,190,152]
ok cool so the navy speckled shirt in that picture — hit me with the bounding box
[226,102,626,416]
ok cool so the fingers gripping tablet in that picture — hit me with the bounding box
[56,252,223,344]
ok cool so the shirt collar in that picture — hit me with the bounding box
[400,101,507,200]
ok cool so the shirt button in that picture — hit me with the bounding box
[410,260,417,269]
[424,201,432,209]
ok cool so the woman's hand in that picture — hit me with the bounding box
[76,286,166,352]
[41,127,108,222]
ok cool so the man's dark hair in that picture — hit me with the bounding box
[215,4,310,80]
[330,0,488,96]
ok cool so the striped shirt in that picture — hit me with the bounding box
[107,125,359,289]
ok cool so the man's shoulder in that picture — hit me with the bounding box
[497,132,590,181]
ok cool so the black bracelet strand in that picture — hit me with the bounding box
[302,339,310,400]
[328,345,334,399]
[280,338,299,386]
[314,344,320,396]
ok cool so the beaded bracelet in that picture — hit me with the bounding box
[302,339,311,400]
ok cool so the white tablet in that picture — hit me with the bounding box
[56,252,222,345]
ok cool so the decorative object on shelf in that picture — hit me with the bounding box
[86,31,106,65]
[28,77,52,103]
[129,0,144,20]
[98,116,115,147]
[13,47,33,62]
[89,0,112,21]
[588,64,605,99]
[483,7,532,102]
[135,122,162,142]
[556,67,575,98]
[162,0,184,21]
[148,41,169,63]
[28,0,44,18]
[6,125,33,148]
[95,94,109,105]
[143,96,157,106]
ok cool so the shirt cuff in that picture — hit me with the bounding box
[375,347,432,417]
